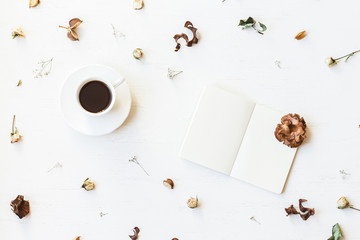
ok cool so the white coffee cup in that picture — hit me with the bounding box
[76,76,125,116]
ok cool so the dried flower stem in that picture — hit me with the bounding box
[33,58,53,78]
[47,162,63,172]
[12,115,16,135]
[350,206,360,211]
[250,216,260,224]
[129,156,149,176]
[334,50,360,62]
[99,212,108,217]
[111,24,125,39]
[168,68,183,80]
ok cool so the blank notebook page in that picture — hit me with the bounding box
[180,85,255,175]
[230,104,297,194]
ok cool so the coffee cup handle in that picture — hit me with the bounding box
[113,76,125,88]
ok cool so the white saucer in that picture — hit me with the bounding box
[60,64,132,136]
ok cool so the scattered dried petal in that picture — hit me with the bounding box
[133,0,144,10]
[133,48,143,59]
[187,196,198,208]
[295,30,307,40]
[163,178,174,189]
[29,0,40,8]
[82,178,95,191]
[73,237,80,240]
[173,21,198,52]
[285,199,315,221]
[11,195,30,219]
[300,208,315,221]
[275,113,306,148]
[172,238,179,240]
[129,227,140,240]
[12,27,25,39]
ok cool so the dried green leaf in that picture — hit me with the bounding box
[258,22,267,33]
[239,17,266,35]
[239,17,255,27]
[328,223,343,240]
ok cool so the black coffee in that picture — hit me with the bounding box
[79,80,112,113]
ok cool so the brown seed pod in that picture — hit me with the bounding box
[163,178,174,189]
[274,113,306,148]
[295,30,307,40]
[59,18,83,41]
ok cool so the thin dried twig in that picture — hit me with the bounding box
[129,156,149,176]
[168,68,183,80]
[47,162,63,172]
[33,58,53,78]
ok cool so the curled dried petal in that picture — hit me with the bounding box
[300,208,315,221]
[129,227,140,240]
[184,21,198,47]
[133,0,144,10]
[29,0,40,8]
[173,33,189,52]
[299,199,309,212]
[69,18,83,29]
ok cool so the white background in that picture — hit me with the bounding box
[1,0,360,239]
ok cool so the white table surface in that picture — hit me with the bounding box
[1,0,360,239]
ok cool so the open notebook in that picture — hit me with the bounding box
[180,85,297,194]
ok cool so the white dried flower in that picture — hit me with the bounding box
[133,0,144,10]
[133,48,143,60]
[325,57,337,67]
[337,196,350,209]
[12,27,25,39]
[82,178,95,191]
[187,196,198,208]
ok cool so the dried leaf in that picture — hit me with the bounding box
[328,223,343,240]
[11,195,30,219]
[239,17,266,35]
[129,227,140,240]
[295,30,307,40]
[17,80,22,87]
[285,205,299,215]
[29,0,40,8]
[69,18,83,29]
[67,30,79,41]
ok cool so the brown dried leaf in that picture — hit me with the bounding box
[295,30,307,40]
[300,208,315,221]
[11,195,30,219]
[69,18,83,29]
[29,0,40,8]
[129,227,140,240]
[285,204,299,216]
[67,30,79,41]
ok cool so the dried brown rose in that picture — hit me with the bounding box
[295,30,307,40]
[285,199,315,221]
[275,113,306,148]
[59,18,83,41]
[163,178,174,189]
[187,196,198,208]
[29,0,40,8]
[11,195,30,219]
[129,227,140,240]
[173,21,198,52]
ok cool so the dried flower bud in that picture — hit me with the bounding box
[11,195,30,219]
[12,27,25,39]
[133,0,144,10]
[73,237,80,240]
[295,30,307,40]
[133,48,143,59]
[337,196,350,209]
[325,57,337,67]
[29,0,40,8]
[11,132,22,143]
[82,178,95,191]
[163,178,174,189]
[187,196,198,208]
